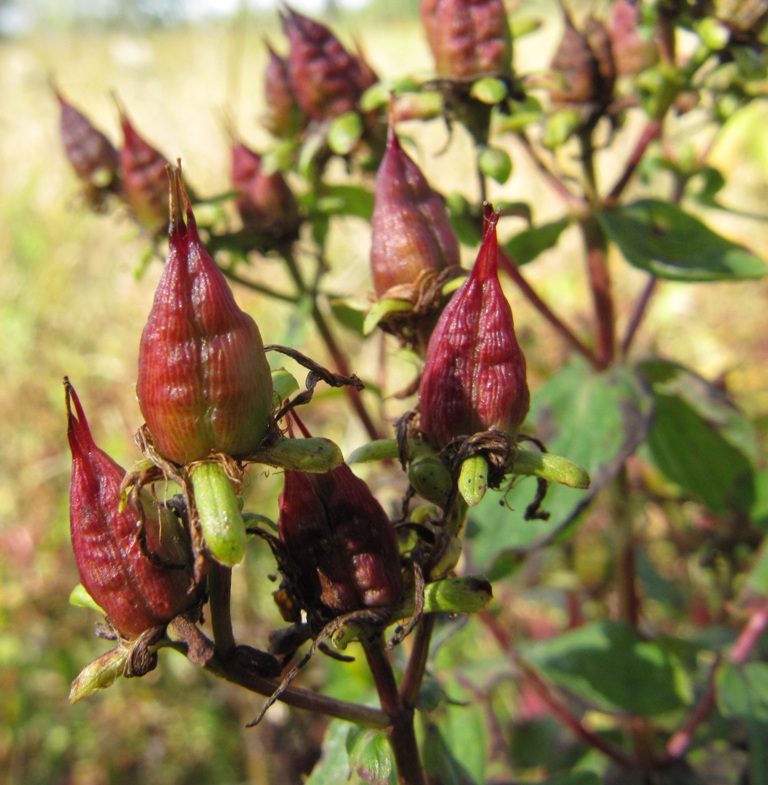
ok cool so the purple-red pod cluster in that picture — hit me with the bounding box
[137,165,274,465]
[370,124,460,299]
[418,206,529,449]
[420,0,513,79]
[280,6,377,123]
[53,85,120,198]
[66,379,196,639]
[277,419,402,621]
[231,138,301,240]
[608,0,658,78]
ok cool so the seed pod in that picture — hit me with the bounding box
[418,206,529,449]
[277,420,402,624]
[137,164,274,464]
[608,0,659,77]
[549,12,615,109]
[117,102,170,230]
[420,0,513,79]
[281,7,377,122]
[66,379,195,639]
[263,41,306,139]
[370,124,460,299]
[231,138,300,240]
[53,83,119,200]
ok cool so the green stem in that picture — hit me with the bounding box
[363,633,427,785]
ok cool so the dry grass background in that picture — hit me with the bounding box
[1,4,768,783]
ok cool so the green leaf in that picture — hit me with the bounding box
[521,620,690,716]
[328,111,364,156]
[478,146,512,184]
[470,77,508,104]
[422,723,479,785]
[69,584,104,614]
[467,358,653,575]
[717,661,768,723]
[505,217,569,266]
[541,775,601,785]
[328,297,368,335]
[598,199,766,281]
[347,727,396,785]
[315,184,374,221]
[639,358,757,514]
[271,368,300,408]
[306,721,354,785]
[737,538,768,610]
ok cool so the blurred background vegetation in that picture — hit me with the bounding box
[2,0,768,783]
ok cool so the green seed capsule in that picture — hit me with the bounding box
[190,462,247,566]
[458,454,489,507]
[408,453,453,507]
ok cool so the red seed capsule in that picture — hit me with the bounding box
[608,0,658,78]
[137,164,274,464]
[53,84,119,200]
[281,7,377,122]
[231,138,300,240]
[278,419,402,622]
[66,379,195,638]
[420,0,513,79]
[418,206,529,449]
[117,103,170,230]
[263,41,307,139]
[370,123,460,298]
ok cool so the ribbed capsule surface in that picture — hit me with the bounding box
[66,380,195,638]
[263,42,306,139]
[281,7,377,121]
[278,426,402,621]
[231,139,300,240]
[54,87,119,190]
[420,0,513,78]
[137,165,274,465]
[370,125,460,297]
[418,207,529,449]
[118,106,170,229]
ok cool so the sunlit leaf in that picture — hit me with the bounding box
[599,199,766,281]
[467,358,653,576]
[328,111,364,156]
[347,727,396,785]
[521,620,691,716]
[718,661,768,723]
[639,358,757,514]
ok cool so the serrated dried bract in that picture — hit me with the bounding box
[421,0,513,78]
[66,380,196,639]
[137,165,274,465]
[281,7,377,122]
[418,206,529,449]
[231,139,300,240]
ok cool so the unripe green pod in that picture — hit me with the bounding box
[190,461,247,566]
[408,453,452,507]
[458,454,489,507]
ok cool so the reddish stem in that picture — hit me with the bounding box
[497,245,598,367]
[580,218,615,369]
[605,119,663,205]
[479,610,635,768]
[621,277,658,357]
[663,608,768,763]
